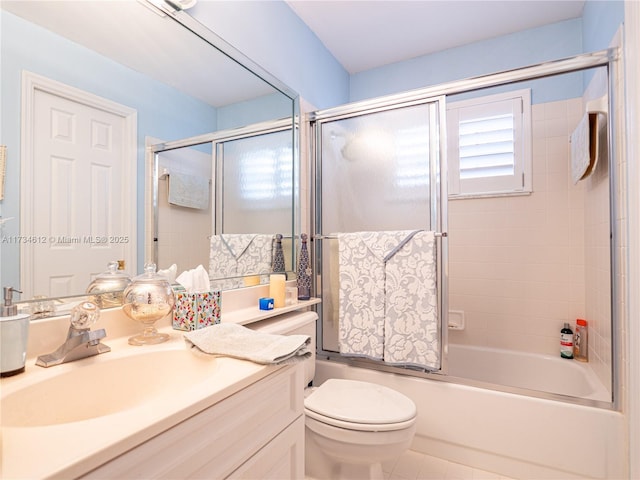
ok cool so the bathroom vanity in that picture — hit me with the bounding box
[0,290,320,479]
[81,348,305,479]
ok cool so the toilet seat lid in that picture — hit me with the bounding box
[304,379,416,425]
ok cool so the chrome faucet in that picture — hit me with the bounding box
[36,302,110,367]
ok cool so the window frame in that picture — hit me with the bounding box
[447,88,532,199]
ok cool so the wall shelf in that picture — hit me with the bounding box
[222,298,321,326]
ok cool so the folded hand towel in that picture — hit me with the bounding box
[168,172,209,209]
[571,113,597,184]
[184,322,311,365]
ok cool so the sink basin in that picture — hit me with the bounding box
[1,348,219,427]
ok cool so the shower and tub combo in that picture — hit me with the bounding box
[307,47,625,479]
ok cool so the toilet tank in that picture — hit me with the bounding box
[246,311,318,385]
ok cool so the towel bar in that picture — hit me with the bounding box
[313,232,447,240]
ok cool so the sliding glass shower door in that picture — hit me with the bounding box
[311,96,448,372]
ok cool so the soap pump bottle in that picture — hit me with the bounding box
[0,287,31,377]
[560,322,574,359]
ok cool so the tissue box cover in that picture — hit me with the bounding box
[173,292,196,331]
[173,290,221,331]
[197,291,221,328]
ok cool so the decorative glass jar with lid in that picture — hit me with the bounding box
[122,263,175,346]
[86,261,131,308]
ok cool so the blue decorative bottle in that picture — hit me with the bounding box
[297,233,311,300]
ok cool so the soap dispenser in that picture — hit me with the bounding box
[0,287,31,377]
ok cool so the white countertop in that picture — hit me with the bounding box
[0,326,280,479]
[2,286,321,479]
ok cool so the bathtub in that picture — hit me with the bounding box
[314,350,626,480]
[446,344,611,402]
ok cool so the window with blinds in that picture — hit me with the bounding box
[447,89,532,197]
[223,129,293,210]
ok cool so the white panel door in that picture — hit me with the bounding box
[23,80,135,298]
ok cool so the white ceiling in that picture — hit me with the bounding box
[286,0,587,74]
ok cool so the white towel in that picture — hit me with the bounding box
[168,172,209,209]
[570,113,603,185]
[184,322,311,365]
[337,230,440,370]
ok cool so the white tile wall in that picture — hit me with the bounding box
[449,94,612,387]
[156,181,212,273]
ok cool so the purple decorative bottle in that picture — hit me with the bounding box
[272,234,285,273]
[297,233,311,300]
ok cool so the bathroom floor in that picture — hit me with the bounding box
[382,450,517,480]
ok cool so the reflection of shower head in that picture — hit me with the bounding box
[329,130,368,161]
[340,139,358,161]
[340,130,394,162]
[327,130,356,162]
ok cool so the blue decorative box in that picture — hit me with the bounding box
[259,297,274,310]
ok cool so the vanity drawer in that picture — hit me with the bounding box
[227,416,305,479]
[82,363,304,479]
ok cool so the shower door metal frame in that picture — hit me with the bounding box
[310,48,621,410]
[148,117,295,267]
[310,95,449,374]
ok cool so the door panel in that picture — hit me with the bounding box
[27,87,131,297]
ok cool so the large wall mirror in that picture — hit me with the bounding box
[0,0,299,309]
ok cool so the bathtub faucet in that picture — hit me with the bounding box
[36,302,110,367]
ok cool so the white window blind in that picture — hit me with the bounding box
[240,146,292,201]
[223,130,292,211]
[395,125,430,194]
[448,89,531,197]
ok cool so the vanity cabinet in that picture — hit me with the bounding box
[80,363,304,479]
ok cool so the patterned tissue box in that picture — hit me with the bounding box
[172,290,221,331]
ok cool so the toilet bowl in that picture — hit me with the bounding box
[249,311,417,480]
[304,378,417,479]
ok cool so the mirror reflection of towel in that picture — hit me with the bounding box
[209,234,273,280]
[168,172,209,209]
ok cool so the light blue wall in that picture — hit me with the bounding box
[348,2,624,104]
[190,1,349,110]
[350,19,584,104]
[583,0,625,52]
[217,92,292,131]
[0,11,218,289]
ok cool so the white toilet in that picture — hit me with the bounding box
[249,311,417,480]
